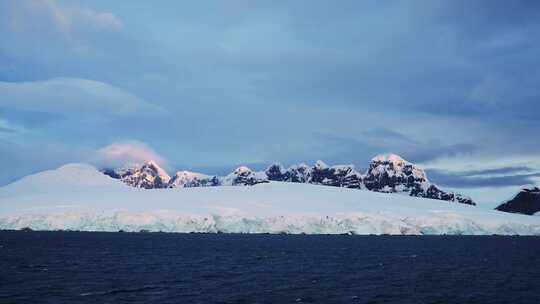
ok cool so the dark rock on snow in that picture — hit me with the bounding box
[495,187,540,215]
[101,154,475,206]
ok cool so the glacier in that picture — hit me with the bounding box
[1,163,540,235]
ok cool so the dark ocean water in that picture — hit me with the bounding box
[1,232,540,304]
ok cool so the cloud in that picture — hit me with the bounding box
[70,5,123,31]
[1,0,122,36]
[0,138,167,186]
[0,0,123,61]
[469,74,539,109]
[95,141,167,168]
[422,0,540,37]
[360,128,419,145]
[427,166,540,188]
[0,78,162,116]
[312,129,478,167]
[0,0,131,82]
[0,119,19,134]
[0,139,92,186]
[455,166,534,177]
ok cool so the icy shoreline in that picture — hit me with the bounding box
[2,211,540,235]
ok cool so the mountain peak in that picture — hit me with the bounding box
[99,155,474,206]
[143,159,160,167]
[141,160,169,178]
[169,170,214,188]
[233,166,252,174]
[223,165,267,186]
[365,154,426,193]
[314,160,329,170]
[103,160,170,189]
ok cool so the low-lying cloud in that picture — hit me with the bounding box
[427,166,540,188]
[95,141,167,169]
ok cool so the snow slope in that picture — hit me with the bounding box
[1,163,539,235]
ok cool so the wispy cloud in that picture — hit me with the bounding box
[427,166,540,188]
[95,141,167,168]
[0,78,162,116]
[312,130,478,167]
[2,0,122,35]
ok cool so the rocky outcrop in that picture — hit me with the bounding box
[263,154,473,205]
[103,161,170,189]
[221,166,268,186]
[168,171,220,188]
[363,154,428,193]
[104,163,268,189]
[310,161,363,189]
[495,187,540,215]
[101,154,474,206]
[265,163,286,181]
[364,154,475,205]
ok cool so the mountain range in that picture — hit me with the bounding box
[2,162,540,234]
[102,154,475,206]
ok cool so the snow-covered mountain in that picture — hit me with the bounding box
[103,161,170,189]
[168,171,219,188]
[266,161,363,188]
[1,163,539,235]
[364,154,428,192]
[105,163,268,188]
[264,154,473,205]
[363,154,474,205]
[495,187,540,215]
[266,163,313,183]
[220,166,268,186]
[101,154,474,206]
[266,161,363,187]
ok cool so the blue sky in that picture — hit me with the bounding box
[1,0,539,205]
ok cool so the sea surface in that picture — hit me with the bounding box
[1,232,540,303]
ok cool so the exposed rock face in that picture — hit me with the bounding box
[103,161,171,189]
[363,154,428,193]
[102,169,121,179]
[340,170,364,189]
[221,166,268,186]
[171,165,269,187]
[265,163,313,183]
[310,161,363,189]
[266,161,363,188]
[363,154,475,205]
[168,171,220,188]
[104,163,267,188]
[411,184,474,205]
[101,154,474,206]
[283,164,312,183]
[265,163,286,181]
[495,187,540,215]
[262,154,474,205]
